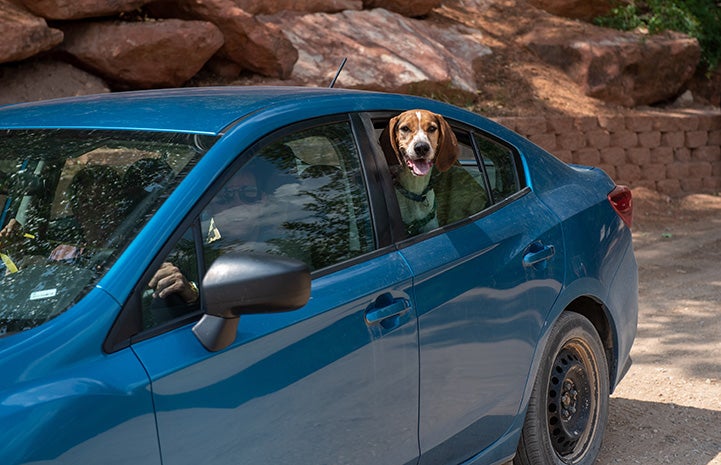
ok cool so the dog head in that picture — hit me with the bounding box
[380,110,458,176]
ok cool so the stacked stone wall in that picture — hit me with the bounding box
[495,111,721,195]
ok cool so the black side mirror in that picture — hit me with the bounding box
[192,253,310,352]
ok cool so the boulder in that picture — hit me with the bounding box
[57,19,224,89]
[0,58,110,105]
[362,0,442,17]
[689,64,721,107]
[232,0,362,15]
[265,8,491,92]
[20,0,152,20]
[520,22,701,107]
[526,0,617,22]
[148,0,298,79]
[0,0,63,64]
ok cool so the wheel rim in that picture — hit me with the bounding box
[546,341,598,461]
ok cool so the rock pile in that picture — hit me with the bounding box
[0,0,713,108]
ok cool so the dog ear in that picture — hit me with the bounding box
[379,115,402,167]
[434,113,459,172]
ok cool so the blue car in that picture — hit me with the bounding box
[0,87,637,465]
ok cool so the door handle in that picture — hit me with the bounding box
[365,296,411,325]
[523,244,555,267]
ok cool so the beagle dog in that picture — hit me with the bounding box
[380,109,459,235]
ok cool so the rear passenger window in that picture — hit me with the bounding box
[433,133,490,226]
[473,133,521,203]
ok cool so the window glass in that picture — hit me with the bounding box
[473,133,521,203]
[0,129,211,337]
[432,135,490,226]
[142,228,200,330]
[202,122,375,273]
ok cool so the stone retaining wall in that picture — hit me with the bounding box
[495,110,721,196]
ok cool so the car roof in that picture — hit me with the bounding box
[0,86,425,135]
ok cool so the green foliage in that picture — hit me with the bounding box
[594,0,721,70]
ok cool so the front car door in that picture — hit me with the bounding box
[129,117,420,465]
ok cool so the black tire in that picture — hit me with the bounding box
[514,312,610,465]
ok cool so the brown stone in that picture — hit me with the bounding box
[265,8,491,92]
[233,0,362,15]
[20,0,151,20]
[150,0,298,79]
[0,58,110,105]
[527,0,616,21]
[58,19,224,89]
[0,0,63,64]
[362,0,442,17]
[520,21,701,107]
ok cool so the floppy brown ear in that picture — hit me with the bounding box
[379,115,402,167]
[434,113,459,172]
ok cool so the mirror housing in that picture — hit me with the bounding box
[192,253,311,352]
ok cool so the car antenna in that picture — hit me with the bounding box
[328,57,347,88]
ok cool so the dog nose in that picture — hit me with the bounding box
[414,142,430,156]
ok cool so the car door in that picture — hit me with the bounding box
[369,119,565,465]
[129,118,421,465]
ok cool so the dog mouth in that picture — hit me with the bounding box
[405,157,433,176]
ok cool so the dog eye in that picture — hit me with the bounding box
[427,125,438,133]
[399,125,411,133]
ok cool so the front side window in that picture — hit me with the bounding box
[0,129,211,337]
[203,122,375,271]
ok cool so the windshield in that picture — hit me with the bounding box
[0,129,216,337]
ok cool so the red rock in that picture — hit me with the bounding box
[58,19,224,89]
[526,0,616,21]
[0,0,63,64]
[520,21,701,107]
[148,0,298,79]
[20,0,152,20]
[362,0,442,17]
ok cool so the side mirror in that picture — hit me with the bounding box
[192,253,311,352]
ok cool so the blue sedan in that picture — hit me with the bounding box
[0,87,637,465]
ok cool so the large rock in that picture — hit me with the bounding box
[0,59,110,105]
[526,0,617,21]
[20,0,152,20]
[362,0,442,17]
[57,19,224,89]
[0,0,63,64]
[689,64,721,107]
[233,0,362,15]
[148,0,298,79]
[266,8,491,92]
[520,22,701,107]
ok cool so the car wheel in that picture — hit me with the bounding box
[515,311,609,465]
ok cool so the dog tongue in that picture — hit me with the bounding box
[408,159,432,176]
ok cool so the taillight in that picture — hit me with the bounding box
[608,185,633,228]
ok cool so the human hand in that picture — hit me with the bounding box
[148,262,199,303]
[0,219,23,245]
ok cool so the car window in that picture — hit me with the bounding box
[203,122,375,271]
[432,133,490,226]
[141,121,375,329]
[0,129,210,338]
[473,132,522,203]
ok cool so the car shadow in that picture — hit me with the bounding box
[597,396,721,464]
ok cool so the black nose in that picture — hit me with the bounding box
[414,142,430,156]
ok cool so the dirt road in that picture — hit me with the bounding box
[596,189,721,464]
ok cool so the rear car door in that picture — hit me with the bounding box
[128,117,420,465]
[368,117,566,465]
